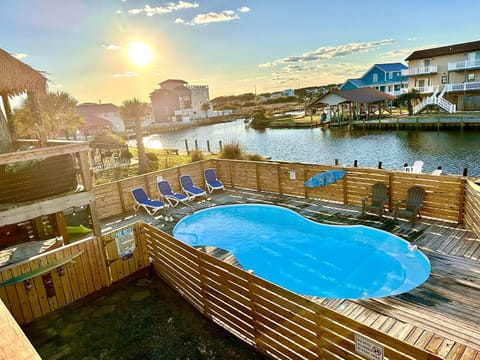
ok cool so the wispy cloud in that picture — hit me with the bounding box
[190,10,238,25]
[259,39,395,67]
[103,44,122,50]
[113,72,139,78]
[177,6,250,26]
[127,1,199,16]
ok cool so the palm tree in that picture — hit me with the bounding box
[120,98,150,174]
[14,91,83,140]
[201,102,210,118]
[397,89,421,116]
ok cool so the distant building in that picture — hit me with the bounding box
[77,102,124,135]
[340,63,408,96]
[404,39,480,111]
[150,79,211,123]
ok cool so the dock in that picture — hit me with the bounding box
[350,115,480,130]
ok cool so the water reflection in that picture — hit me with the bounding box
[129,120,480,176]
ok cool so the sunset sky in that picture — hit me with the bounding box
[1,0,480,106]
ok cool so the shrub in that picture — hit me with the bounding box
[190,149,205,162]
[220,142,243,159]
[146,152,159,162]
[120,149,133,161]
[245,153,266,161]
[91,131,125,145]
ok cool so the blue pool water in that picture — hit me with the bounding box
[173,204,431,299]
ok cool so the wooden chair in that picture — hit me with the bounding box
[393,186,425,226]
[361,183,389,217]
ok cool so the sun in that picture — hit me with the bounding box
[128,42,153,66]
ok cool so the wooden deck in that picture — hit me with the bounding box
[102,187,480,359]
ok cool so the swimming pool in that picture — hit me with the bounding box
[173,204,431,299]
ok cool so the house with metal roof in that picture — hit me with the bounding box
[340,63,408,96]
[403,39,480,112]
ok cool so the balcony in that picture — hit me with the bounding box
[445,81,480,92]
[412,85,438,94]
[401,65,438,76]
[448,59,480,71]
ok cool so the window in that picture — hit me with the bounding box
[389,72,393,79]
[424,59,431,67]
[372,74,378,82]
[441,76,447,84]
[467,73,475,82]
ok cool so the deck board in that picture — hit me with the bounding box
[102,187,480,359]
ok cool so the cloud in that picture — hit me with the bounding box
[103,44,122,50]
[175,17,184,23]
[238,7,250,13]
[127,1,199,16]
[12,53,28,59]
[259,39,395,67]
[190,10,239,25]
[114,72,139,78]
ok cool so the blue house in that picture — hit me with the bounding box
[340,63,408,96]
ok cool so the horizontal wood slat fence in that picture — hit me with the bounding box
[0,222,149,325]
[144,223,441,360]
[94,159,470,226]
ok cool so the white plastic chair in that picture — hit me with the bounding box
[403,160,424,174]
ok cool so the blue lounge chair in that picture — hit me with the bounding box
[204,168,224,193]
[179,175,206,200]
[157,179,189,207]
[131,187,166,215]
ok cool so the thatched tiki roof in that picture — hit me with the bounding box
[0,49,47,96]
[0,48,48,151]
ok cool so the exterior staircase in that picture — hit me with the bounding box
[413,86,456,114]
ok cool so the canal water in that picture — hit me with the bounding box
[134,119,480,176]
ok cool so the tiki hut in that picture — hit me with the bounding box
[0,48,48,152]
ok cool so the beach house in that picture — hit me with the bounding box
[403,39,480,112]
[340,63,408,96]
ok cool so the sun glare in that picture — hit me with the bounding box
[128,42,153,66]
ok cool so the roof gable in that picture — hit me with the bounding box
[406,40,480,61]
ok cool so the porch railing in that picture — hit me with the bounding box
[401,65,438,76]
[445,81,480,92]
[448,58,480,71]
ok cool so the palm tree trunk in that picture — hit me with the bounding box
[135,117,147,174]
[27,90,47,147]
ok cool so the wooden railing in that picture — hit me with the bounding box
[94,159,467,225]
[464,180,480,239]
[144,223,441,360]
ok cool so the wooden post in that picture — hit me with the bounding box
[378,161,382,169]
[207,140,211,153]
[54,211,69,244]
[184,139,189,154]
[89,202,102,237]
[194,139,198,150]
[219,140,223,152]
[354,160,358,167]
[388,173,393,211]
[77,150,93,190]
[335,159,339,166]
[463,168,468,176]
[117,181,127,214]
[277,164,283,195]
